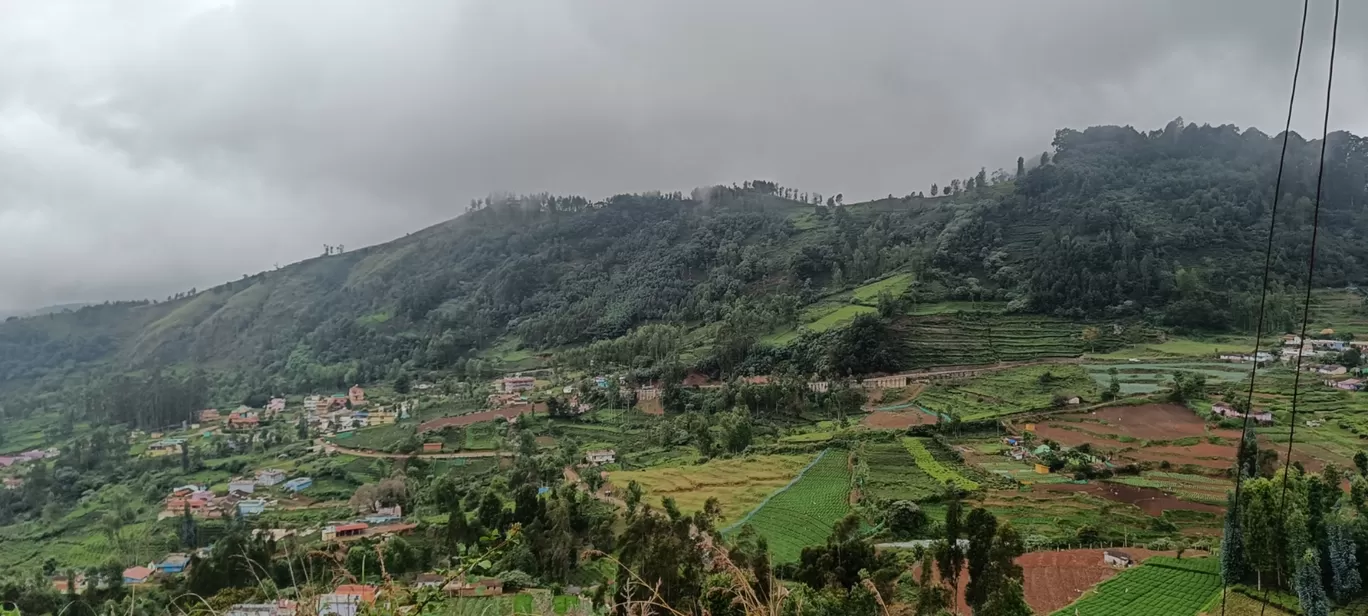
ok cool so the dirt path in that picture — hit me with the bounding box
[323,441,511,459]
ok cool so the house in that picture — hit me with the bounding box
[238,500,268,516]
[123,566,154,585]
[199,409,221,423]
[500,376,536,393]
[0,457,14,468]
[282,477,312,493]
[1319,364,1349,376]
[52,573,87,594]
[267,398,286,413]
[348,385,367,407]
[414,574,446,588]
[368,409,397,424]
[228,479,257,494]
[227,410,260,431]
[323,523,369,541]
[1032,444,1052,456]
[1063,396,1081,405]
[303,396,323,413]
[2,477,23,490]
[256,469,286,486]
[146,439,186,457]
[742,375,771,385]
[585,449,616,465]
[317,586,376,616]
[443,577,504,597]
[335,585,377,603]
[1335,379,1363,391]
[225,601,298,616]
[1103,550,1135,568]
[156,553,192,575]
[422,442,443,453]
[1033,464,1050,474]
[1211,403,1275,425]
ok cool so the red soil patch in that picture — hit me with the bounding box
[862,411,934,429]
[1052,403,1235,441]
[913,548,1181,615]
[418,403,545,433]
[636,398,664,416]
[1041,482,1223,516]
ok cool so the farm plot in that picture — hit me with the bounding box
[737,450,852,563]
[916,364,1100,421]
[608,454,814,522]
[1085,362,1250,394]
[1050,557,1221,616]
[903,438,979,491]
[862,442,943,501]
[899,314,1146,368]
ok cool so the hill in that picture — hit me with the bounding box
[3,119,1368,407]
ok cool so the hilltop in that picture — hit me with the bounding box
[3,119,1368,408]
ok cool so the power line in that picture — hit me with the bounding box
[1259,0,1340,614]
[1220,0,1311,612]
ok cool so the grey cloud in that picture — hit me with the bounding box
[0,0,1363,310]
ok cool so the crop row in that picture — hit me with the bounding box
[1050,557,1221,616]
[901,438,979,491]
[863,442,943,501]
[743,450,852,562]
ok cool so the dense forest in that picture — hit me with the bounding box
[2,119,1366,415]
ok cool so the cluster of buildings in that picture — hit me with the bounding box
[158,470,310,519]
[0,448,57,468]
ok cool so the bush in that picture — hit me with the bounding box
[497,570,535,592]
[1146,538,1176,551]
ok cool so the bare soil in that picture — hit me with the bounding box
[418,403,546,433]
[1041,482,1224,516]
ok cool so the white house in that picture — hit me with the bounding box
[228,479,257,494]
[1103,550,1135,568]
[256,469,287,486]
[585,450,616,465]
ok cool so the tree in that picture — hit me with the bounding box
[887,500,928,540]
[976,167,988,190]
[1016,156,1025,178]
[394,373,412,394]
[964,507,999,612]
[1220,491,1246,585]
[1357,450,1368,477]
[446,501,471,551]
[937,488,965,612]
[915,551,948,615]
[1295,548,1331,616]
[931,183,938,196]
[179,504,198,549]
[1329,516,1362,600]
[1039,151,1050,166]
[1081,326,1099,352]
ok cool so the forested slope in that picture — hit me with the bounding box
[3,119,1367,404]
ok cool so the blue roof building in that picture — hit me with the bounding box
[282,477,313,493]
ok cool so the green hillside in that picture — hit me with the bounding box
[4,120,1368,409]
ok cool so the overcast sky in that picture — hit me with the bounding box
[0,0,1363,311]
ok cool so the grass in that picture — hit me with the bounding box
[851,273,914,303]
[1051,557,1221,616]
[1090,336,1258,360]
[609,454,814,523]
[738,450,852,563]
[902,438,978,491]
[1305,288,1368,338]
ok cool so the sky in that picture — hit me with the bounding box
[0,0,1364,311]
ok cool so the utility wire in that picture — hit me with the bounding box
[1259,0,1339,614]
[1220,0,1310,613]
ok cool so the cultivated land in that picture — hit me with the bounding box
[733,450,852,563]
[607,454,814,522]
[1050,557,1222,616]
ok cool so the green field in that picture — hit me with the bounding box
[1306,289,1368,338]
[609,454,814,522]
[851,273,914,303]
[1085,362,1252,394]
[916,364,1099,421]
[1090,336,1258,360]
[1051,557,1220,616]
[902,438,978,491]
[861,441,943,501]
[737,450,852,563]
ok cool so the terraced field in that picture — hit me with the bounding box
[899,314,1148,368]
[862,441,943,501]
[903,438,978,491]
[738,450,852,563]
[916,364,1099,420]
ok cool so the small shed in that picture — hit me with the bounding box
[1104,549,1135,568]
